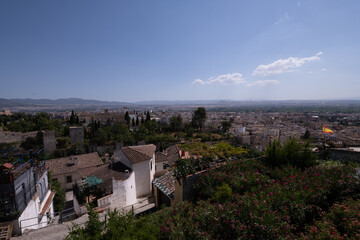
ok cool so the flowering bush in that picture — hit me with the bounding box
[163,159,360,239]
[302,198,360,239]
[67,158,360,239]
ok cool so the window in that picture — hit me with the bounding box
[150,160,152,170]
[66,175,72,183]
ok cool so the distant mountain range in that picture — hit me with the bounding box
[1,98,360,110]
[0,98,131,109]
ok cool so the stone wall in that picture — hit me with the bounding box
[330,148,360,162]
[42,130,56,154]
[0,128,38,144]
[69,127,84,145]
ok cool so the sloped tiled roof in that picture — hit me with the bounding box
[155,152,167,163]
[153,171,176,199]
[47,152,103,175]
[78,162,132,194]
[155,145,180,166]
[122,144,156,164]
[40,191,55,215]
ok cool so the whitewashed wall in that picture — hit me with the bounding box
[150,154,155,191]
[110,172,136,209]
[132,156,155,198]
[18,198,39,233]
[155,161,166,172]
[17,190,53,234]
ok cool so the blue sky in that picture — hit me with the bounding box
[0,0,359,102]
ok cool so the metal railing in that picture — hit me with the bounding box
[18,196,156,234]
[19,207,77,234]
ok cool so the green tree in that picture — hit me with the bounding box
[146,111,151,122]
[93,128,108,146]
[131,118,135,127]
[66,206,103,240]
[124,111,130,125]
[264,139,316,169]
[66,208,160,240]
[20,136,43,150]
[184,123,194,138]
[169,115,183,131]
[56,137,70,149]
[221,120,231,133]
[70,110,76,125]
[191,107,207,131]
[110,123,134,145]
[174,158,196,180]
[136,116,139,126]
[302,129,310,139]
[48,171,66,212]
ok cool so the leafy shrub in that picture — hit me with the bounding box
[302,198,360,239]
[212,183,232,203]
[48,171,66,212]
[174,158,196,180]
[67,158,360,239]
[265,139,316,169]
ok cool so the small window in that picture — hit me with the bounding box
[150,160,152,170]
[66,176,72,183]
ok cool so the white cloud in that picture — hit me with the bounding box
[192,79,205,85]
[192,73,246,85]
[275,13,289,25]
[321,68,327,71]
[252,52,323,76]
[247,80,279,87]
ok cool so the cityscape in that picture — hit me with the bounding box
[1,1,360,240]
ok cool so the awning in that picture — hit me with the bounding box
[85,175,103,187]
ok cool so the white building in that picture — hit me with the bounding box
[114,144,156,198]
[47,152,104,190]
[74,162,137,213]
[0,156,55,235]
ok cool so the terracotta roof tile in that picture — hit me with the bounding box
[153,171,176,199]
[155,145,180,166]
[47,152,103,175]
[40,191,55,215]
[122,144,156,164]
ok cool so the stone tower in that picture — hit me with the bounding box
[69,126,84,145]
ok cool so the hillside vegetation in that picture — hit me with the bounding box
[67,140,360,239]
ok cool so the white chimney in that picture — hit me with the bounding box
[74,157,78,165]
